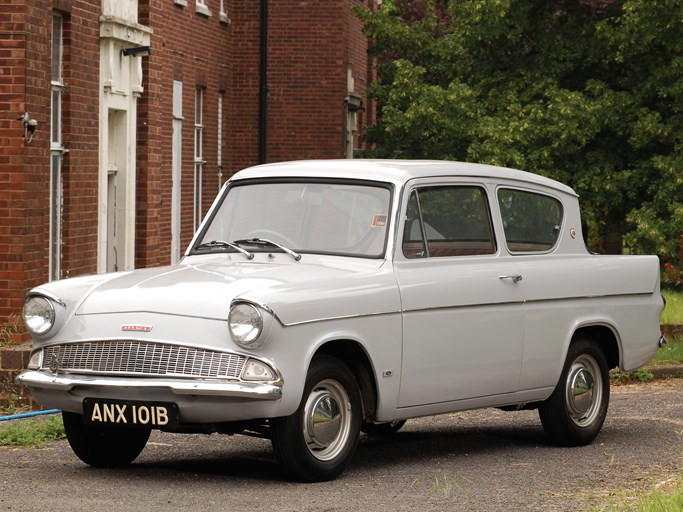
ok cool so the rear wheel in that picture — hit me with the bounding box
[272,355,361,482]
[539,338,610,446]
[62,412,150,467]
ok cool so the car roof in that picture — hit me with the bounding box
[231,159,577,196]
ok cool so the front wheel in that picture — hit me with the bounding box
[538,338,610,446]
[62,412,151,467]
[272,355,361,482]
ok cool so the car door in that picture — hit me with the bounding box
[494,185,570,391]
[394,180,526,408]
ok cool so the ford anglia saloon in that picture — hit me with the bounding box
[18,160,665,481]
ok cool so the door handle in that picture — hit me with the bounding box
[499,274,523,283]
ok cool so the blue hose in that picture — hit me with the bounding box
[0,409,61,422]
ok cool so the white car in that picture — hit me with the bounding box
[18,160,665,481]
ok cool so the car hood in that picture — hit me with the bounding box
[75,255,396,325]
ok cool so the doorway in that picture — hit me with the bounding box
[106,109,129,273]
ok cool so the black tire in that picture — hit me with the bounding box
[272,355,362,482]
[62,412,151,467]
[538,338,610,446]
[362,420,406,437]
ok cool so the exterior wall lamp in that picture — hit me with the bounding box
[17,112,38,143]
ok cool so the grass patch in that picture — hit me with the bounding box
[596,426,683,511]
[661,289,683,324]
[611,367,655,384]
[651,337,683,366]
[595,474,683,511]
[0,415,65,448]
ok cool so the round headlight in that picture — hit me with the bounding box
[228,302,263,347]
[23,296,56,336]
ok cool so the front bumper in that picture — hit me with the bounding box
[16,370,286,424]
[16,370,282,400]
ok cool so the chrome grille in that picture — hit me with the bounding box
[41,341,247,380]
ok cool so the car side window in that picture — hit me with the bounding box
[402,186,496,259]
[497,188,563,253]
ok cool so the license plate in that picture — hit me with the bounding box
[83,398,179,429]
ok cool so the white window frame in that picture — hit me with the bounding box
[195,0,212,16]
[194,87,205,231]
[217,92,223,187]
[50,12,66,281]
[219,0,230,23]
[171,80,183,264]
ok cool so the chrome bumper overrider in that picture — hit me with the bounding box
[15,371,282,400]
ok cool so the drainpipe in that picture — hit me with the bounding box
[259,0,268,164]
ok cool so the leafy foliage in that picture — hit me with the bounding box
[664,262,683,289]
[355,0,683,257]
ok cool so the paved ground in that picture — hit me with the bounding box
[1,379,682,512]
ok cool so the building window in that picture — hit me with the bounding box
[217,92,223,187]
[50,12,66,281]
[194,87,205,231]
[171,81,183,264]
[196,0,212,16]
[219,0,230,23]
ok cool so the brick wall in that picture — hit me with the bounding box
[0,0,52,409]
[267,0,347,160]
[134,0,377,261]
[230,0,262,172]
[0,0,30,324]
[347,0,377,147]
[1,0,376,314]
[58,1,101,279]
[0,348,38,410]
[0,0,103,320]
[0,0,377,408]
[138,0,236,262]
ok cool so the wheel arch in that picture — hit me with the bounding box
[570,324,620,370]
[313,339,378,424]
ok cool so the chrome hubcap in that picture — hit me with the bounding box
[565,354,602,427]
[303,379,351,461]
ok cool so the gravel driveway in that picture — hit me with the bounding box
[1,379,681,512]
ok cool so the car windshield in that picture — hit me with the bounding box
[195,180,392,258]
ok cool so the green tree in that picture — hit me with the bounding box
[356,0,683,258]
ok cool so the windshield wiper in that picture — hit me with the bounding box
[196,240,254,260]
[234,238,302,261]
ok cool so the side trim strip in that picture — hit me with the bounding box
[279,291,656,327]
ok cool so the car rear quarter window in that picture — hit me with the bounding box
[402,186,496,258]
[497,188,563,253]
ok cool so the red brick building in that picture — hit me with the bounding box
[0,0,376,331]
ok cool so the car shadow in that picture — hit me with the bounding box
[354,420,549,474]
[81,411,552,482]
